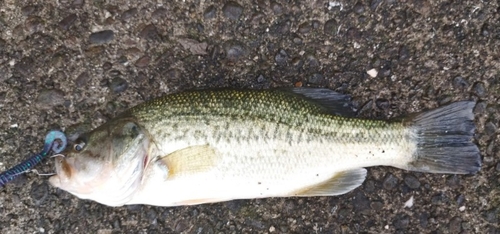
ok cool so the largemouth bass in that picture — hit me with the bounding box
[48,88,481,207]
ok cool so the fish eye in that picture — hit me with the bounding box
[73,139,86,152]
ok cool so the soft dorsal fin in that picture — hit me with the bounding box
[292,168,367,196]
[157,145,220,179]
[285,88,357,117]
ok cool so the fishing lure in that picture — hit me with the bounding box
[0,130,67,187]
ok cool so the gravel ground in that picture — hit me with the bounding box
[0,0,499,233]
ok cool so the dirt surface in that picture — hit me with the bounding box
[0,0,499,233]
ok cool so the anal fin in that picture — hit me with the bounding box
[174,198,231,206]
[293,168,367,196]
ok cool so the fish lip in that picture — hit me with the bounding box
[53,157,62,176]
[51,155,70,183]
[49,157,64,187]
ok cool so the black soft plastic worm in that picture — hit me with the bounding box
[0,131,67,187]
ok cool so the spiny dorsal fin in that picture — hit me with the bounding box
[293,168,367,196]
[285,88,357,117]
[158,145,220,179]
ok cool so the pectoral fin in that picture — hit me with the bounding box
[157,145,220,179]
[293,168,367,196]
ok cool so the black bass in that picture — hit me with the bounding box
[48,88,481,207]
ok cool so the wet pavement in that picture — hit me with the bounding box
[0,0,499,233]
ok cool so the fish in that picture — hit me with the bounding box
[48,88,481,207]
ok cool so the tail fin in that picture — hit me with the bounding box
[405,101,481,174]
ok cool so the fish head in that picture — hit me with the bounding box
[49,118,150,206]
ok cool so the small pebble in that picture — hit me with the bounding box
[89,30,114,44]
[0,38,5,50]
[370,201,384,210]
[146,209,158,224]
[72,0,84,7]
[309,73,324,84]
[109,70,121,77]
[24,16,44,34]
[404,196,414,208]
[365,180,375,192]
[353,3,365,14]
[393,214,410,230]
[367,68,378,78]
[486,140,495,155]
[472,82,486,97]
[175,220,189,232]
[152,8,168,20]
[113,219,121,229]
[135,55,151,68]
[15,57,35,76]
[291,57,303,67]
[222,1,243,20]
[306,55,320,68]
[251,12,265,24]
[108,77,128,93]
[117,55,128,64]
[375,99,390,110]
[85,46,105,58]
[311,20,321,29]
[245,218,265,230]
[178,38,208,55]
[204,5,217,19]
[275,49,288,66]
[473,101,487,115]
[419,212,429,228]
[446,175,460,188]
[223,40,247,62]
[298,22,312,34]
[58,14,77,30]
[21,5,37,16]
[138,24,160,40]
[484,122,497,136]
[352,192,370,213]
[456,194,465,206]
[256,74,266,83]
[399,46,410,61]
[370,0,383,10]
[292,37,302,44]
[271,1,284,15]
[75,71,90,87]
[121,8,137,22]
[449,216,462,233]
[30,182,48,205]
[271,20,291,36]
[36,89,65,108]
[481,23,490,37]
[383,174,398,190]
[102,62,112,71]
[324,19,338,35]
[452,76,469,89]
[431,193,448,204]
[484,209,497,223]
[404,175,421,189]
